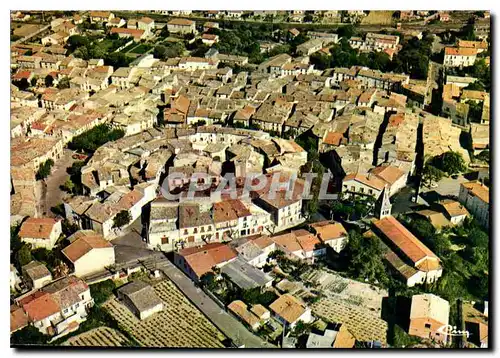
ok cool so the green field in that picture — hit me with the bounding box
[129,43,152,54]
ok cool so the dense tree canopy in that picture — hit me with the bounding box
[68,124,125,153]
[153,42,186,60]
[36,159,54,180]
[345,230,388,285]
[113,210,132,229]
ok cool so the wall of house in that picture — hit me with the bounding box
[409,317,449,344]
[139,302,163,320]
[342,179,383,199]
[73,247,115,277]
[459,186,489,229]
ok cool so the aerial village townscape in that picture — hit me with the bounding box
[10,10,490,349]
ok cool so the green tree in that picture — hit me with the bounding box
[422,163,445,187]
[310,52,331,70]
[104,52,133,68]
[90,279,117,306]
[66,35,91,52]
[437,151,467,175]
[57,76,70,89]
[36,159,54,180]
[15,244,32,267]
[113,210,132,228]
[11,226,22,253]
[475,150,489,163]
[60,178,75,193]
[345,231,388,285]
[11,325,50,346]
[337,25,356,39]
[68,124,125,153]
[44,75,54,87]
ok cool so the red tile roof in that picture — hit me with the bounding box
[19,218,59,240]
[62,234,113,263]
[373,216,438,265]
[19,291,60,321]
[178,243,237,278]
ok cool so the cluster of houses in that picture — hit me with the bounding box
[10,10,490,348]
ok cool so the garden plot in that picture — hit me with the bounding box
[312,297,388,345]
[302,269,387,312]
[104,279,226,348]
[62,327,129,347]
[301,269,389,344]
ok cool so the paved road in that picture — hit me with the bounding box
[419,174,468,199]
[42,149,77,217]
[152,258,275,348]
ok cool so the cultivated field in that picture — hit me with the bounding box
[361,11,395,25]
[312,297,388,344]
[104,279,226,348]
[302,269,389,344]
[61,327,129,347]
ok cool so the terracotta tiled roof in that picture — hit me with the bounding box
[323,131,344,146]
[373,216,438,265]
[228,300,260,327]
[110,27,145,39]
[250,235,274,250]
[458,39,488,50]
[343,173,387,191]
[178,243,237,278]
[89,11,111,18]
[213,200,251,223]
[333,325,356,348]
[439,199,469,218]
[269,294,307,324]
[10,305,29,333]
[310,221,347,242]
[445,47,477,56]
[416,210,451,230]
[461,181,489,204]
[168,18,195,26]
[369,165,405,186]
[271,232,303,253]
[19,291,60,321]
[18,218,59,240]
[295,231,322,253]
[62,234,113,263]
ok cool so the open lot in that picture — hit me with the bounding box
[301,269,389,344]
[104,279,226,347]
[361,11,395,25]
[62,327,129,347]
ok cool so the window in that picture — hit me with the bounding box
[75,303,79,308]
[360,187,364,193]
[161,237,169,245]
[425,323,431,329]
